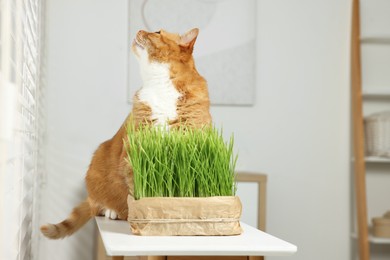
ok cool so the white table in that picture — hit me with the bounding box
[96,217,297,260]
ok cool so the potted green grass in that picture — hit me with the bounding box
[125,124,242,236]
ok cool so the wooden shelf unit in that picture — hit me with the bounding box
[352,233,390,245]
[360,36,390,44]
[351,0,390,259]
[351,0,370,258]
[365,156,390,163]
[362,88,390,98]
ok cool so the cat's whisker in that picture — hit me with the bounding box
[134,39,144,50]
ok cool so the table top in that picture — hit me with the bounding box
[96,217,297,256]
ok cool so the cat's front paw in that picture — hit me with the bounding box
[104,209,118,220]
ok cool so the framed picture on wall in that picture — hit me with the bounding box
[128,0,256,106]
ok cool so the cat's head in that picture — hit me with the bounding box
[132,28,199,65]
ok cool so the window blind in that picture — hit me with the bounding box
[0,0,45,260]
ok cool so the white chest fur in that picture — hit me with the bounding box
[138,62,181,126]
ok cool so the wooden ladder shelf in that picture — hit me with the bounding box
[351,0,370,259]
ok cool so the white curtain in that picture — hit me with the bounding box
[0,0,45,259]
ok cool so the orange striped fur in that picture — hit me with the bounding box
[40,28,211,239]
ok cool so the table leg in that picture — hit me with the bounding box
[167,256,251,260]
[249,256,264,260]
[138,256,166,260]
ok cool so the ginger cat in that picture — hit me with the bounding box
[40,28,211,239]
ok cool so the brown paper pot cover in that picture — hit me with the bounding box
[128,195,242,236]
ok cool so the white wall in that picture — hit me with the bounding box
[38,0,129,259]
[39,1,352,260]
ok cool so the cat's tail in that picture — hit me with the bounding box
[40,200,92,239]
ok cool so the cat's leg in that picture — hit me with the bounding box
[104,204,128,220]
[85,160,130,221]
[104,209,118,220]
[87,198,120,220]
[88,201,105,217]
[89,201,127,220]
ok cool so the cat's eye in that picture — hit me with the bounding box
[154,31,161,34]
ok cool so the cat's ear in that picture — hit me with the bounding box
[179,28,199,50]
